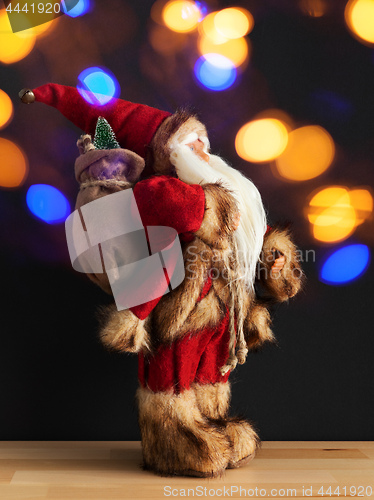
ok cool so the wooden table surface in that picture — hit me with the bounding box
[0,441,373,499]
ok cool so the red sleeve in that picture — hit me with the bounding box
[130,175,205,320]
[132,175,205,235]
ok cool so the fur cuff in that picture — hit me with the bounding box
[99,305,150,353]
[259,227,304,302]
[150,109,208,175]
[244,303,275,350]
[195,183,238,249]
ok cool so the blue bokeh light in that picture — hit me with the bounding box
[320,244,370,285]
[194,55,237,91]
[62,0,90,18]
[77,66,120,106]
[195,1,208,20]
[26,184,70,224]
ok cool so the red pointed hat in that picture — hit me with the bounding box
[19,84,172,159]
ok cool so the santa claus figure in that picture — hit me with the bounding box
[21,85,303,477]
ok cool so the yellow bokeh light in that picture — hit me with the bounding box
[162,0,200,33]
[31,17,59,39]
[345,0,374,45]
[0,89,14,129]
[349,188,373,225]
[214,8,254,40]
[0,138,28,188]
[0,10,36,64]
[299,0,328,17]
[200,12,228,44]
[198,35,249,67]
[235,119,289,163]
[307,187,357,243]
[275,125,335,181]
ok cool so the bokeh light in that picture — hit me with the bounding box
[275,125,335,181]
[194,54,237,91]
[345,0,374,45]
[200,12,229,44]
[235,118,289,163]
[162,0,201,33]
[0,10,36,64]
[0,138,28,188]
[214,8,254,40]
[26,184,70,224]
[62,0,91,18]
[0,89,14,130]
[307,186,357,243]
[299,0,328,17]
[349,188,373,225]
[198,35,249,67]
[320,244,370,285]
[31,17,59,38]
[77,67,120,106]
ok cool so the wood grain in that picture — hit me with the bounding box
[0,442,372,499]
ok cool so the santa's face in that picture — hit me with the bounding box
[186,139,209,163]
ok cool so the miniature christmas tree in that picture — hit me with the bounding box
[93,117,121,150]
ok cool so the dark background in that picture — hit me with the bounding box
[0,0,373,440]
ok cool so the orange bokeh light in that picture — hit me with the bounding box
[0,138,29,188]
[345,0,374,45]
[349,188,373,225]
[307,187,357,243]
[235,118,289,163]
[200,11,229,44]
[162,0,201,33]
[198,35,249,67]
[0,10,36,64]
[275,125,335,181]
[299,0,328,17]
[0,89,14,129]
[214,8,254,40]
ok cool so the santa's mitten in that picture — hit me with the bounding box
[259,226,304,302]
[244,302,275,351]
[99,305,150,353]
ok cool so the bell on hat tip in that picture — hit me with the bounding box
[19,89,35,104]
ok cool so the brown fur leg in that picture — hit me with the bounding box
[137,387,231,478]
[193,383,259,469]
[225,417,260,468]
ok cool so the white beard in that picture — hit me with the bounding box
[170,144,267,291]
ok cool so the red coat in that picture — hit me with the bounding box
[138,276,231,394]
[130,175,231,393]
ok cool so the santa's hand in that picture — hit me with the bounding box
[271,253,285,274]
